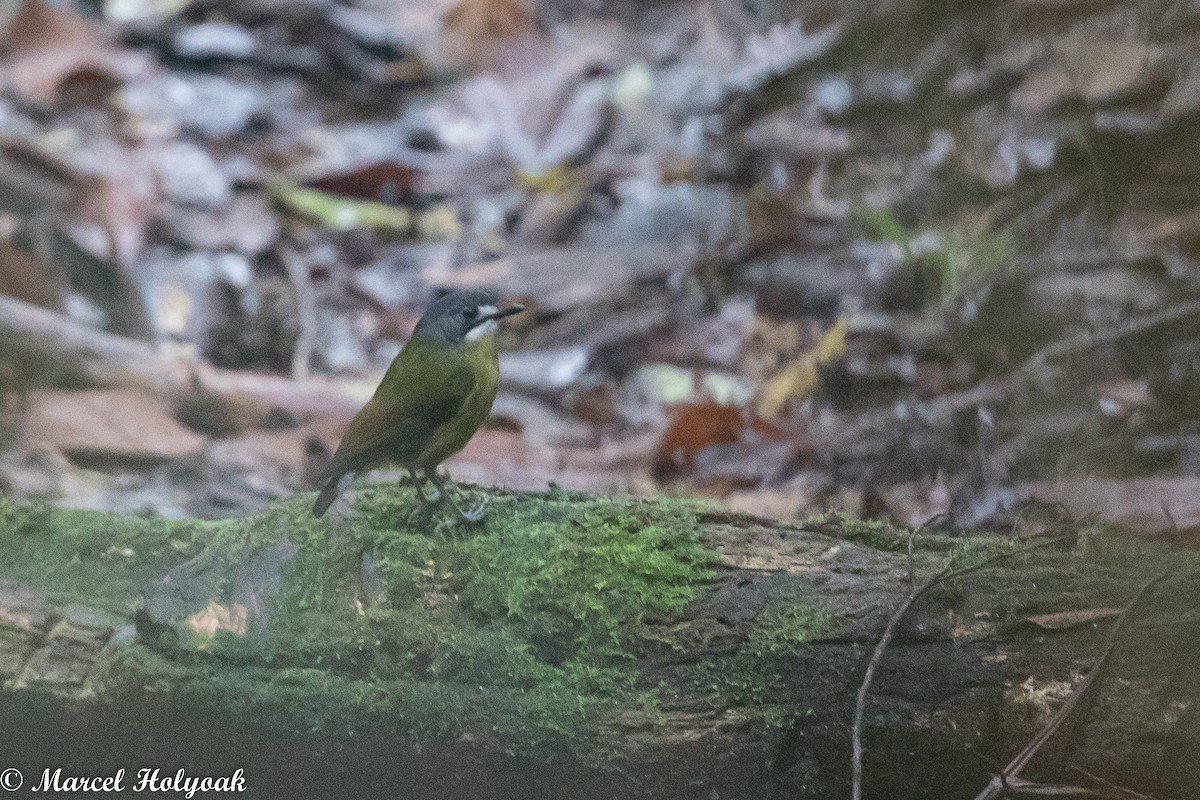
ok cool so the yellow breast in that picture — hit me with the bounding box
[415,330,500,467]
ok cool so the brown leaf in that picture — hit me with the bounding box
[688,439,805,496]
[877,471,952,529]
[23,389,208,467]
[4,0,94,59]
[0,239,62,311]
[726,473,833,521]
[1,0,151,106]
[441,0,538,72]
[1027,609,1122,631]
[726,488,805,521]
[447,428,655,495]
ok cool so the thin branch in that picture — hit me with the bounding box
[0,292,363,419]
[971,572,1170,800]
[842,300,1200,439]
[906,513,948,587]
[850,534,1073,800]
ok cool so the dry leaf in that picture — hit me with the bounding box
[0,239,62,311]
[305,163,418,204]
[1027,609,1122,631]
[756,316,847,418]
[24,389,208,467]
[74,174,157,268]
[0,0,150,105]
[878,471,951,528]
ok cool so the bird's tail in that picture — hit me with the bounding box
[312,471,353,517]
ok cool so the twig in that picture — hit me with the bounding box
[990,775,1131,798]
[907,513,948,588]
[906,527,916,587]
[279,245,318,382]
[1069,766,1154,800]
[850,534,1072,800]
[971,572,1170,800]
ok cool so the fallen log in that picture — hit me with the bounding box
[0,292,176,391]
[0,292,366,422]
[0,489,1196,800]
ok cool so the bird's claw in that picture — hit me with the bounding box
[459,501,487,524]
[442,490,486,524]
[419,470,486,525]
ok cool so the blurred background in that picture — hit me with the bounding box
[1,0,1198,534]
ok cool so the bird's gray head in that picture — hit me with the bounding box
[413,289,525,345]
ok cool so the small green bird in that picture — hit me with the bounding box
[312,289,525,521]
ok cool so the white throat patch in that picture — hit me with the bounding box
[466,318,498,342]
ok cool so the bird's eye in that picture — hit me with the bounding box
[462,307,477,320]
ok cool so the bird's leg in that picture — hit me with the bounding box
[405,467,439,505]
[425,469,486,524]
[420,475,441,503]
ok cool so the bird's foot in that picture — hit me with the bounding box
[405,469,442,505]
[425,470,485,525]
[442,492,486,525]
[458,499,487,524]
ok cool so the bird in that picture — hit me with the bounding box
[312,289,525,521]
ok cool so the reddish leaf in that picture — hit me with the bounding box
[305,163,418,204]
[653,402,790,483]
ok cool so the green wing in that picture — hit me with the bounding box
[327,339,475,476]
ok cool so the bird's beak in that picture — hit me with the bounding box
[485,304,525,322]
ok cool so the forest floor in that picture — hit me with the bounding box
[1,0,1199,534]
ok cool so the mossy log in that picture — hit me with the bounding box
[0,489,1197,799]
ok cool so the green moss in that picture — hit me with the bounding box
[681,591,833,730]
[0,494,52,537]
[191,486,718,751]
[748,600,831,657]
[0,495,201,612]
[804,511,965,554]
[686,656,790,727]
[638,683,668,727]
[805,511,912,552]
[0,488,718,752]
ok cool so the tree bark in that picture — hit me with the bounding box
[0,496,1196,800]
